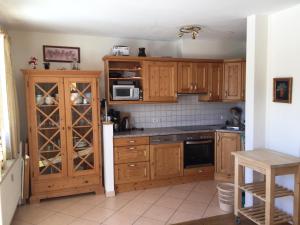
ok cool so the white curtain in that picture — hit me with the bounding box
[0,28,20,160]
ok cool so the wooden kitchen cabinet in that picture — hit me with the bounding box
[143,61,178,102]
[150,143,183,180]
[178,62,209,94]
[223,60,245,101]
[23,70,102,202]
[115,162,150,184]
[215,131,241,181]
[113,136,150,185]
[199,63,223,101]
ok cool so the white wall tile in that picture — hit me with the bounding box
[111,95,245,128]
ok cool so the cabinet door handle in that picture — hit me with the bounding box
[129,140,136,143]
[128,164,136,167]
[129,147,136,150]
[198,169,203,173]
[194,84,197,91]
[209,92,212,97]
[144,168,147,177]
[144,150,147,157]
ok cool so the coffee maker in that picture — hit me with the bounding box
[108,109,121,132]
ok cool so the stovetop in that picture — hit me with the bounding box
[174,125,222,131]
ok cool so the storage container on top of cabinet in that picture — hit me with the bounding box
[23,69,103,203]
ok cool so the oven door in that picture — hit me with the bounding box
[184,139,214,168]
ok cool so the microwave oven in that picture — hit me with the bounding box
[112,85,140,100]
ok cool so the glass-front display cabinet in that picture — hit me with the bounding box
[23,70,102,203]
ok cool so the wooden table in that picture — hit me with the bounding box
[232,149,300,225]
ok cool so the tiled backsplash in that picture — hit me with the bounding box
[111,95,245,128]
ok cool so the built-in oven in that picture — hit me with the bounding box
[150,132,214,169]
[183,134,214,168]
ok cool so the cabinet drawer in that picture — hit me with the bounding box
[115,162,150,184]
[114,136,149,147]
[32,175,100,194]
[114,145,149,164]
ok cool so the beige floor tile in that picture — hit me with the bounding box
[167,211,202,224]
[76,194,107,206]
[39,196,81,211]
[98,197,130,210]
[154,196,183,209]
[68,218,100,225]
[119,200,152,215]
[143,205,175,222]
[36,213,76,225]
[186,191,215,204]
[80,206,115,223]
[164,188,190,199]
[115,190,143,200]
[133,217,165,225]
[135,192,162,204]
[11,220,34,225]
[209,193,219,206]
[193,180,218,194]
[143,186,170,196]
[170,182,197,192]
[178,200,208,215]
[60,203,95,217]
[14,205,55,224]
[102,211,140,225]
[203,205,228,218]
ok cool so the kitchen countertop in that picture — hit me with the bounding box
[113,125,244,138]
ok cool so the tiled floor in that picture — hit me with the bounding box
[12,180,228,225]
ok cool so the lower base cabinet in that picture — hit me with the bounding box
[115,162,150,184]
[150,143,183,180]
[215,131,241,181]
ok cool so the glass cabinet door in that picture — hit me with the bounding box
[64,78,99,176]
[29,77,67,179]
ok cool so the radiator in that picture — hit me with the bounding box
[0,158,22,225]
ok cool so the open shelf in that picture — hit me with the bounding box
[239,205,293,225]
[109,68,141,71]
[109,77,142,80]
[239,182,294,201]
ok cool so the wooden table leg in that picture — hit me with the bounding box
[234,157,243,217]
[265,168,275,225]
[294,166,300,225]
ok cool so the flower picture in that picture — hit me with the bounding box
[43,45,80,63]
[273,77,292,103]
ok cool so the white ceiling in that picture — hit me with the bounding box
[0,0,299,41]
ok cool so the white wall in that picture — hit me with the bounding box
[265,4,300,213]
[246,3,300,214]
[178,38,246,59]
[8,30,178,140]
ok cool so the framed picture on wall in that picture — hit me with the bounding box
[43,45,80,63]
[273,77,293,103]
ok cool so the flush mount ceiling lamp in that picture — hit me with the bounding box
[178,25,202,39]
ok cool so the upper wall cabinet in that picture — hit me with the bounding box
[199,63,223,102]
[143,61,178,102]
[178,62,209,94]
[223,60,245,102]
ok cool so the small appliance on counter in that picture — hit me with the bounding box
[108,109,121,132]
[225,107,244,130]
[120,116,130,131]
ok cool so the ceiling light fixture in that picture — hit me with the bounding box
[178,25,202,39]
